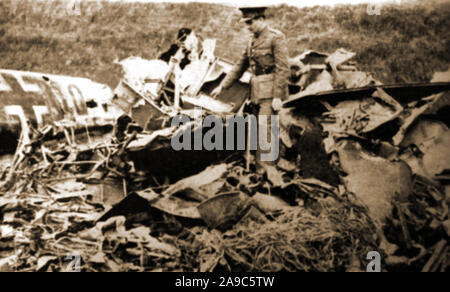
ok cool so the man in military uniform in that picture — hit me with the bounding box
[212,6,289,174]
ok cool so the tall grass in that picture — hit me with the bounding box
[0,0,448,87]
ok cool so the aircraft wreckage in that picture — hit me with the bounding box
[1,35,450,272]
[0,69,122,153]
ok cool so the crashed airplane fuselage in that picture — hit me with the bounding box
[0,69,120,152]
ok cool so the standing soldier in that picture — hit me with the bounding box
[212,6,290,174]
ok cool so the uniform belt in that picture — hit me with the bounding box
[252,66,275,76]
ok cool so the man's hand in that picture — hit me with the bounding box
[211,85,223,98]
[272,98,283,112]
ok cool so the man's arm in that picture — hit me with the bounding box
[221,46,250,89]
[272,33,290,100]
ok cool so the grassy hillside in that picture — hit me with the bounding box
[0,0,449,88]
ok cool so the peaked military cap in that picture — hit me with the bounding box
[238,6,268,22]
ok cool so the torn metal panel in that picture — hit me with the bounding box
[334,70,379,89]
[321,88,403,139]
[200,58,251,112]
[200,77,249,113]
[392,69,450,145]
[289,50,329,67]
[181,94,234,113]
[325,48,356,67]
[112,79,172,130]
[83,178,126,206]
[197,192,251,230]
[327,50,378,89]
[432,67,450,83]
[399,118,450,183]
[251,193,291,213]
[288,48,378,97]
[98,190,202,224]
[284,82,450,110]
[116,57,170,100]
[198,180,226,199]
[392,95,444,146]
[150,195,202,219]
[296,70,334,98]
[264,164,285,187]
[336,140,413,222]
[127,127,176,151]
[162,163,228,197]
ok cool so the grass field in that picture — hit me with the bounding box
[0,0,449,88]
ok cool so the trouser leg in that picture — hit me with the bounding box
[255,99,279,169]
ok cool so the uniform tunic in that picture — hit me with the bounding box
[221,26,290,103]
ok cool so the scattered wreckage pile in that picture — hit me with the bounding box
[1,44,450,272]
[0,130,380,272]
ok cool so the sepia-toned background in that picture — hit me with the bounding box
[0,0,449,88]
